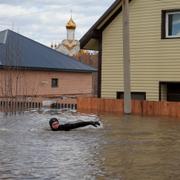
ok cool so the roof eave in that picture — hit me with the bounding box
[0,65,97,73]
[80,0,122,50]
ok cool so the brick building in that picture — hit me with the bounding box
[0,29,96,98]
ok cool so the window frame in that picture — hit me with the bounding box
[51,78,58,88]
[116,92,146,100]
[162,9,180,39]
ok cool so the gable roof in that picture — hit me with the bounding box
[0,29,96,73]
[80,0,124,50]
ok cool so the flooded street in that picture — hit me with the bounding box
[0,110,180,179]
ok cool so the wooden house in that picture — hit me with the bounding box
[80,0,180,101]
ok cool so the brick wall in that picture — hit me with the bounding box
[0,69,93,98]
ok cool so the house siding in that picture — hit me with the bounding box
[102,0,180,100]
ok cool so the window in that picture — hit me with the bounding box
[162,10,180,38]
[116,92,146,100]
[51,78,58,88]
[159,82,180,102]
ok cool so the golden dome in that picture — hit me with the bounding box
[66,17,76,29]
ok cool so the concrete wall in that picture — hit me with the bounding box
[0,69,93,97]
[102,0,180,100]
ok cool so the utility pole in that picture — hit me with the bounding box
[122,0,131,114]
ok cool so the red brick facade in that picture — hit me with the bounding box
[0,69,93,98]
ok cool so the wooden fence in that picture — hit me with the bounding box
[51,103,77,110]
[50,97,77,110]
[0,96,77,113]
[77,97,180,118]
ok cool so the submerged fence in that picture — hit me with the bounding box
[50,97,77,110]
[77,97,180,118]
[1,96,179,118]
[0,100,41,109]
[0,98,42,114]
[0,96,77,114]
[51,103,77,110]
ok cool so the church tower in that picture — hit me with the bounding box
[51,16,80,56]
[66,17,76,40]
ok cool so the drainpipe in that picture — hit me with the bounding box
[122,0,131,114]
[97,35,102,98]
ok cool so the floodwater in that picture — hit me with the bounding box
[0,109,180,180]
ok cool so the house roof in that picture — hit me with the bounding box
[0,29,96,73]
[80,0,124,50]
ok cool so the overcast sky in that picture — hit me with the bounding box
[0,0,115,46]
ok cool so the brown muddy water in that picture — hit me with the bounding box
[0,109,180,180]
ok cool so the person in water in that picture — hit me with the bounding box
[49,118,100,131]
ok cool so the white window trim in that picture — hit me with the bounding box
[166,11,180,38]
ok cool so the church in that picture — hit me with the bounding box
[51,17,80,56]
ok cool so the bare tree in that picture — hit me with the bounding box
[0,33,40,114]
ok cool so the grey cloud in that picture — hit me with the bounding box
[0,0,115,45]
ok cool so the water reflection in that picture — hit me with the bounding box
[0,110,102,180]
[1,111,180,179]
[97,115,180,179]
